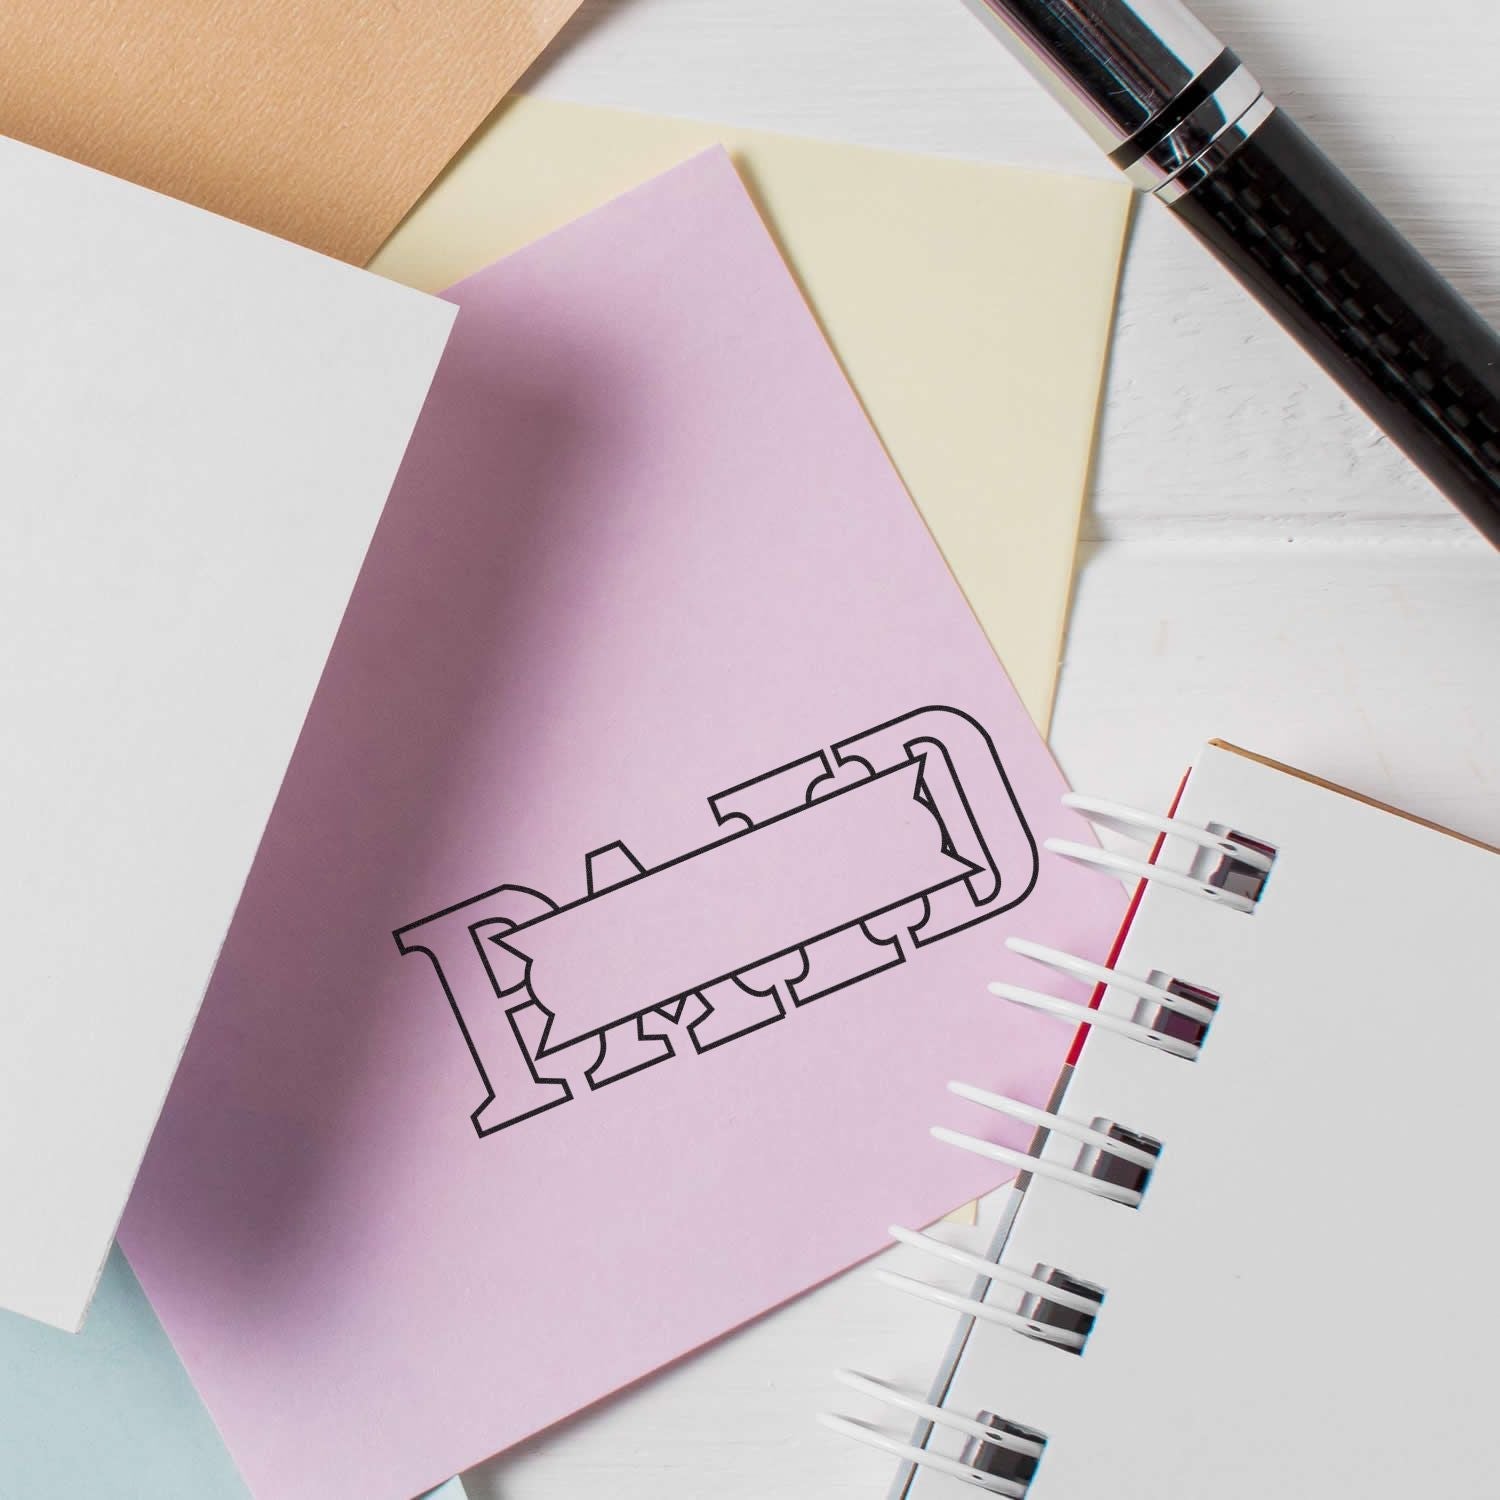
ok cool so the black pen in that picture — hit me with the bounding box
[962,0,1500,548]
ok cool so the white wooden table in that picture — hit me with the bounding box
[464,3,1500,1495]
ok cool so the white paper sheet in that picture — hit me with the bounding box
[0,136,454,1331]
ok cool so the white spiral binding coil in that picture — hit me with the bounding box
[1059,794,1274,872]
[821,794,1274,1496]
[1044,792,1273,915]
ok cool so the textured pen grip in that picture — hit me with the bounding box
[1172,110,1500,545]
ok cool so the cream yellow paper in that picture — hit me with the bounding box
[373,97,1129,732]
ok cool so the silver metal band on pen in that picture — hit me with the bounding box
[961,0,1275,200]
[1130,62,1274,203]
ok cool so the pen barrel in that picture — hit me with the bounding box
[962,0,1223,154]
[1168,109,1500,545]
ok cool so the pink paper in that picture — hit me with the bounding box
[121,151,1125,1500]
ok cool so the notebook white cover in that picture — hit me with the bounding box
[908,741,1500,1496]
[0,135,454,1331]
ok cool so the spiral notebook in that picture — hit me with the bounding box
[826,739,1500,1497]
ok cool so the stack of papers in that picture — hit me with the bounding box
[1,61,1130,1500]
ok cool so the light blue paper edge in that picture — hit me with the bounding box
[0,1245,468,1500]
